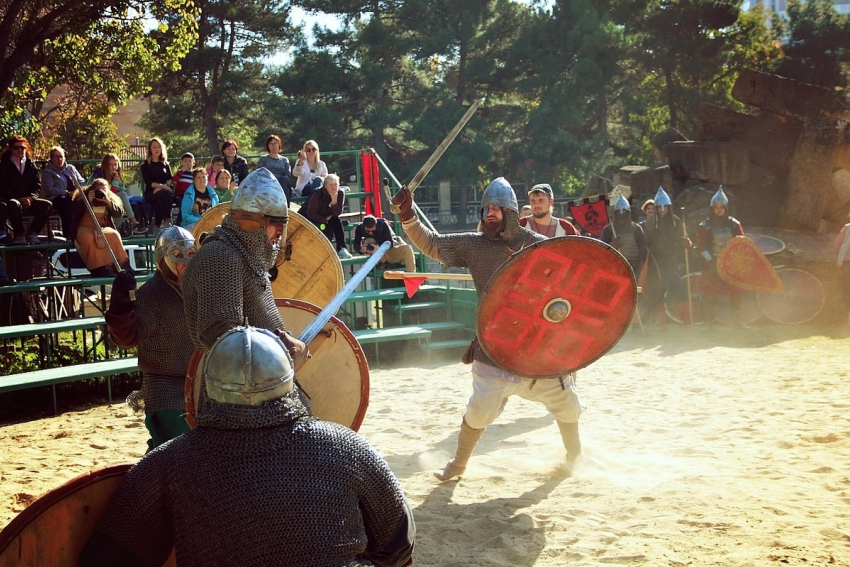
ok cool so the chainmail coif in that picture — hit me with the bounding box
[80,390,415,567]
[404,208,544,366]
[182,215,286,351]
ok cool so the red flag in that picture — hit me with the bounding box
[403,277,428,298]
[360,150,383,218]
[567,196,609,237]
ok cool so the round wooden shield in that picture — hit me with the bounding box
[191,202,344,307]
[665,273,761,326]
[477,236,636,379]
[185,299,369,431]
[0,464,176,567]
[756,268,825,325]
[747,233,786,255]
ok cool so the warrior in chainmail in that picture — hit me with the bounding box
[642,187,692,329]
[79,326,415,567]
[393,178,586,481]
[105,226,197,450]
[601,195,647,275]
[695,186,746,327]
[181,167,307,363]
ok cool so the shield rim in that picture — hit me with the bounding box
[755,268,825,325]
[191,202,345,305]
[184,299,370,431]
[475,236,636,379]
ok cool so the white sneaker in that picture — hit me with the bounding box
[337,248,352,259]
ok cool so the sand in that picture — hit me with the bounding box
[1,323,849,565]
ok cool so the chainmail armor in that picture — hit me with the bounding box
[182,215,285,350]
[404,209,543,366]
[701,215,740,258]
[612,216,640,271]
[85,391,414,567]
[125,273,194,413]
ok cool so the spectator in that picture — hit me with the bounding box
[255,134,292,203]
[170,152,196,227]
[213,168,236,203]
[292,139,327,199]
[206,155,225,188]
[140,138,175,236]
[41,145,84,239]
[70,178,130,277]
[304,173,350,259]
[221,139,249,187]
[520,204,532,218]
[0,255,14,286]
[88,153,140,235]
[181,168,219,230]
[353,215,416,272]
[0,136,52,244]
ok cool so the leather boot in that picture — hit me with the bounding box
[434,419,485,481]
[655,303,667,330]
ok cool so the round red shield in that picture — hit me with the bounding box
[476,236,636,379]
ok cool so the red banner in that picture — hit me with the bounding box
[568,196,609,237]
[360,150,383,218]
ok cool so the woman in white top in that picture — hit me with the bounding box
[292,139,328,199]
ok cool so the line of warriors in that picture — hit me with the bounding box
[601,186,747,329]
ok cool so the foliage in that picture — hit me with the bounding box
[774,0,850,100]
[0,0,198,150]
[141,0,294,155]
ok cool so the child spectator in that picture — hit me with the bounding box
[206,156,225,188]
[181,168,219,230]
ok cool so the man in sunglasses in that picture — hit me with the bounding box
[181,168,308,365]
[0,136,52,244]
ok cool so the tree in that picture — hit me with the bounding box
[774,0,850,99]
[0,0,198,141]
[142,0,295,156]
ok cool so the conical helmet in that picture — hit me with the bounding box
[231,168,289,221]
[654,187,672,207]
[614,195,630,213]
[710,186,729,207]
[204,326,294,406]
[480,177,518,214]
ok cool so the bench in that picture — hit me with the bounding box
[0,316,107,367]
[0,357,139,414]
[352,326,432,365]
[391,301,447,324]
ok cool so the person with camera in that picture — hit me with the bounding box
[292,139,327,199]
[69,178,131,277]
[353,215,416,272]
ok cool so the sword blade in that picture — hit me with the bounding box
[408,99,480,195]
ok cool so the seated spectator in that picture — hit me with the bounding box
[0,136,52,244]
[520,204,533,218]
[88,153,141,234]
[292,139,327,199]
[213,168,237,203]
[172,152,195,201]
[181,168,219,230]
[255,134,292,203]
[140,138,175,235]
[304,174,350,258]
[70,178,130,277]
[41,145,84,239]
[206,155,225,188]
[221,140,249,187]
[353,215,416,272]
